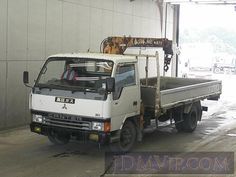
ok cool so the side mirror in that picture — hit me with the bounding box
[23,71,29,84]
[106,77,115,93]
[23,71,33,88]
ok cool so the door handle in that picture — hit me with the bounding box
[133,101,137,106]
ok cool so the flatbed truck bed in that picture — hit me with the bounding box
[141,76,221,113]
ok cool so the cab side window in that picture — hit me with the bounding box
[113,64,136,100]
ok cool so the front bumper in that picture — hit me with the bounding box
[30,122,111,144]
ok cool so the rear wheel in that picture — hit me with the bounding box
[48,132,70,145]
[182,104,198,132]
[195,101,202,121]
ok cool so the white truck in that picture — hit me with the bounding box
[23,38,222,152]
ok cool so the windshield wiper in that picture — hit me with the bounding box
[71,87,96,94]
[48,83,95,94]
[49,83,89,92]
[49,83,70,89]
[36,84,52,90]
[35,83,68,91]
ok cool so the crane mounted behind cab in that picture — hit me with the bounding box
[100,36,173,72]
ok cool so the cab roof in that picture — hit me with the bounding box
[48,52,137,64]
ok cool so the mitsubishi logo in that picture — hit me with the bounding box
[62,104,67,110]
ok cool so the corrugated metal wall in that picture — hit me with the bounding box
[0,0,175,130]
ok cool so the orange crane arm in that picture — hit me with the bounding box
[100,36,173,71]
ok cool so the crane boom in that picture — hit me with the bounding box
[100,36,173,71]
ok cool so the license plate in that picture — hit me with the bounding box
[55,97,75,104]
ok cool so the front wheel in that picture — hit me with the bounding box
[48,132,70,145]
[110,121,136,152]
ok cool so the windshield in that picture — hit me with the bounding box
[35,57,113,93]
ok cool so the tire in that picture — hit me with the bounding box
[48,132,70,145]
[182,104,198,132]
[195,101,202,121]
[110,121,136,152]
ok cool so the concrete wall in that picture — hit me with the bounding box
[0,0,176,130]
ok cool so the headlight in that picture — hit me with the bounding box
[92,122,104,131]
[32,114,43,123]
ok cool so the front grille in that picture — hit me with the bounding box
[43,113,91,130]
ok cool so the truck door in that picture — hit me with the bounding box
[111,63,140,131]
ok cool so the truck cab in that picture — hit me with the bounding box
[25,53,141,151]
